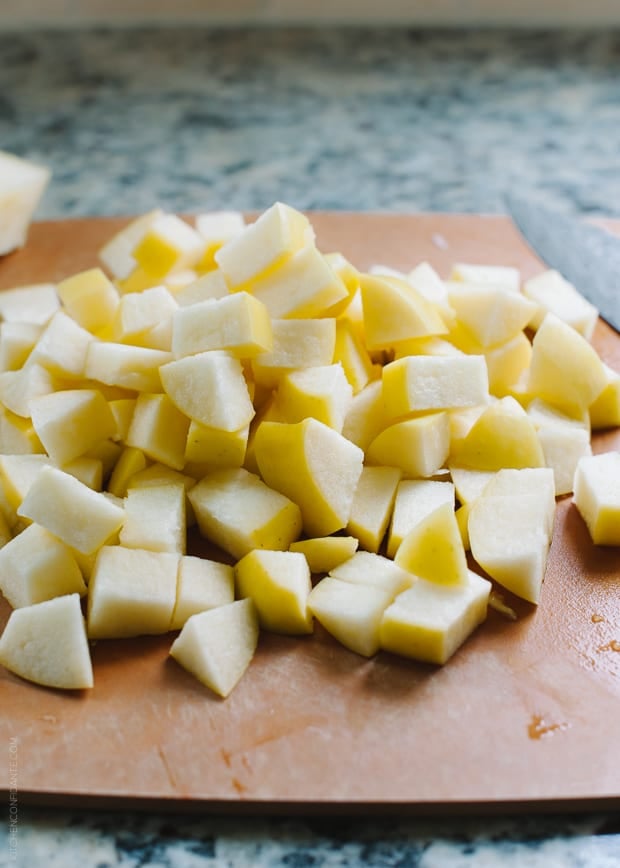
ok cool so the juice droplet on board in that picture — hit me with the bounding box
[591,613,606,623]
[527,714,569,740]
[598,639,620,652]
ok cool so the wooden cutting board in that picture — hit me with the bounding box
[0,213,619,814]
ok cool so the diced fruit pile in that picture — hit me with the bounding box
[0,202,619,698]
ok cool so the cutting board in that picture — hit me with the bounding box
[1,213,619,814]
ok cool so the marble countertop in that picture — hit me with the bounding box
[1,25,619,868]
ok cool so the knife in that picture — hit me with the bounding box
[505,194,620,333]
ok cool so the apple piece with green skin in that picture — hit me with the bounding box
[235,549,313,635]
[379,570,491,665]
[0,594,93,689]
[169,598,259,698]
[254,418,364,537]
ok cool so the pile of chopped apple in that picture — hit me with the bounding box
[0,203,619,697]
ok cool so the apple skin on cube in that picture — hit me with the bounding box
[308,576,393,658]
[274,363,353,433]
[57,268,120,333]
[573,452,620,545]
[288,536,359,574]
[0,522,86,608]
[98,209,163,280]
[387,479,455,559]
[188,467,302,560]
[254,418,364,537]
[394,502,469,587]
[445,282,537,348]
[366,413,450,479]
[87,545,180,639]
[17,465,125,556]
[329,551,414,599]
[235,549,313,635]
[160,350,255,432]
[360,273,447,352]
[125,391,190,471]
[346,465,401,553]
[0,594,93,690]
[379,571,491,665]
[169,598,259,698]
[382,354,489,417]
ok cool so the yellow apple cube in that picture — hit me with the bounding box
[161,350,254,432]
[98,209,163,279]
[0,322,42,371]
[87,545,179,639]
[573,452,620,545]
[527,313,608,417]
[188,467,302,559]
[387,478,456,558]
[125,391,190,470]
[451,397,544,470]
[248,244,349,318]
[171,292,272,359]
[523,269,598,339]
[235,549,313,635]
[289,536,359,574]
[484,331,532,397]
[0,363,55,418]
[589,364,620,429]
[57,268,119,333]
[0,283,59,326]
[333,318,376,394]
[330,550,414,598]
[360,273,447,351]
[446,282,536,347]
[29,388,117,465]
[0,522,86,608]
[251,318,336,389]
[29,310,93,378]
[112,285,178,344]
[170,555,235,630]
[366,413,451,479]
[132,213,205,279]
[379,571,491,665]
[341,379,388,451]
[395,502,469,586]
[450,263,521,293]
[308,576,393,657]
[254,418,364,537]
[85,341,172,392]
[215,202,313,289]
[275,363,353,432]
[0,594,93,689]
[120,482,186,554]
[184,420,248,469]
[382,354,489,418]
[18,465,125,555]
[346,465,401,553]
[169,598,259,697]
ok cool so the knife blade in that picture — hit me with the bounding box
[505,194,620,333]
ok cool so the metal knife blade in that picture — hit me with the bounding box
[505,194,620,333]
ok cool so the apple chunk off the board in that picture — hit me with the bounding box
[0,204,619,697]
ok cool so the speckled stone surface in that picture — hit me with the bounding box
[1,26,620,868]
[2,28,620,219]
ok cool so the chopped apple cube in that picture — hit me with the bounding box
[366,413,451,479]
[0,321,42,371]
[29,310,93,378]
[308,576,393,658]
[288,536,359,574]
[173,269,229,306]
[382,354,489,417]
[171,292,272,359]
[341,379,388,451]
[484,332,532,398]
[170,555,234,630]
[132,213,205,278]
[18,465,125,555]
[215,202,313,289]
[112,285,178,344]
[0,594,93,689]
[120,483,186,554]
[387,478,455,558]
[85,341,172,392]
[87,545,179,639]
[63,456,103,490]
[0,283,59,326]
[573,451,620,545]
[379,570,491,665]
[0,363,56,418]
[589,364,620,429]
[446,282,536,347]
[450,263,520,293]
[57,268,120,333]
[346,465,401,553]
[0,522,86,608]
[251,318,337,390]
[274,363,353,432]
[333,318,376,394]
[254,418,364,537]
[29,388,117,466]
[235,549,313,635]
[161,350,254,432]
[451,397,544,471]
[523,269,598,339]
[169,598,259,697]
[188,467,302,560]
[395,502,469,586]
[360,273,447,351]
[125,391,190,471]
[330,551,414,598]
[0,151,51,255]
